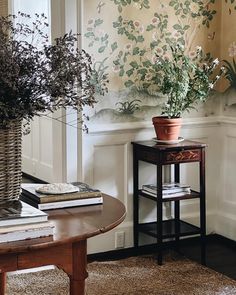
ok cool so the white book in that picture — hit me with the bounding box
[38,197,103,210]
[142,190,190,198]
[0,201,48,227]
[142,183,191,195]
[22,196,104,210]
[0,222,54,243]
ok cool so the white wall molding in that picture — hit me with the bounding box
[218,116,236,126]
[81,114,236,251]
[87,116,221,136]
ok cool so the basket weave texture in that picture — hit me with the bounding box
[0,120,22,204]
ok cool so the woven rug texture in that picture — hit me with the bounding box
[6,255,236,295]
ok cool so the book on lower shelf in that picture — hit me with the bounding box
[21,182,103,210]
[142,182,191,198]
[141,190,191,198]
[142,183,191,194]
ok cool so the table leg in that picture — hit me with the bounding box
[70,279,85,295]
[0,272,6,295]
[157,164,163,265]
[200,150,206,265]
[69,240,88,295]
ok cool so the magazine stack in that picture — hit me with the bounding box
[142,182,191,198]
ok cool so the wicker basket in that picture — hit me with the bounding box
[0,120,22,204]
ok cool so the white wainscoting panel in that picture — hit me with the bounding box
[22,116,53,181]
[83,118,220,253]
[22,116,236,251]
[93,143,128,205]
[216,121,236,240]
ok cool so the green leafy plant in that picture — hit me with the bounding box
[116,99,141,114]
[154,45,224,118]
[0,13,107,130]
[223,59,236,89]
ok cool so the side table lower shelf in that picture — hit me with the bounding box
[138,220,200,239]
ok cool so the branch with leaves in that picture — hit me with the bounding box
[0,13,107,129]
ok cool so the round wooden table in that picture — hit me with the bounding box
[0,194,126,295]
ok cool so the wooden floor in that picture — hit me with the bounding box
[181,236,236,280]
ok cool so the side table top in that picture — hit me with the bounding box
[0,194,126,254]
[132,139,207,151]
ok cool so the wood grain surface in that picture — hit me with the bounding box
[0,194,126,254]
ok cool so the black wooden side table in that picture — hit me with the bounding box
[132,140,207,265]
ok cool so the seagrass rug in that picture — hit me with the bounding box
[6,255,236,295]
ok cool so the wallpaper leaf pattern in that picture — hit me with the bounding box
[84,0,236,122]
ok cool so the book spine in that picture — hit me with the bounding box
[142,187,190,195]
[20,195,39,209]
[0,227,53,243]
[141,190,190,198]
[21,194,103,210]
[39,192,102,203]
[38,197,103,210]
[22,188,102,204]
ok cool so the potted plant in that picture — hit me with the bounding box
[151,44,223,140]
[0,12,105,204]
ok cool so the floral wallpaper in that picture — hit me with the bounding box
[221,1,236,114]
[83,0,236,124]
[1,0,236,122]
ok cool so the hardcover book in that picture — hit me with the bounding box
[0,201,48,227]
[0,222,54,243]
[142,183,191,195]
[21,182,102,204]
[142,190,191,198]
[20,194,103,210]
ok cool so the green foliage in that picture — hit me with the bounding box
[223,59,236,89]
[113,16,145,43]
[111,0,150,12]
[116,99,141,114]
[90,58,109,95]
[154,45,224,118]
[84,18,108,52]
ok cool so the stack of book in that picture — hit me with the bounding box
[21,182,103,210]
[0,201,54,243]
[142,182,191,198]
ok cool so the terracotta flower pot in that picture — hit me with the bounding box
[152,116,182,140]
